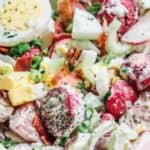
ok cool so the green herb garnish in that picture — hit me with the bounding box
[87,3,101,15]
[120,67,128,74]
[78,120,90,133]
[76,82,85,91]
[52,10,59,21]
[30,37,42,47]
[1,138,15,148]
[85,107,94,120]
[101,90,111,103]
[3,32,17,38]
[31,56,43,69]
[10,42,30,57]
[101,54,115,65]
[29,69,42,83]
[6,34,17,38]
[68,64,74,72]
[59,136,69,147]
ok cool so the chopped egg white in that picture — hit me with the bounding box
[0,0,54,47]
[106,0,128,17]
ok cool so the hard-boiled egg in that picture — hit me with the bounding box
[0,0,54,47]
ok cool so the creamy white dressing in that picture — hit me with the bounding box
[106,0,128,17]
[139,0,150,9]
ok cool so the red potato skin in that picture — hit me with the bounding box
[122,39,149,45]
[33,114,51,145]
[106,80,137,120]
[39,87,82,137]
[98,0,138,35]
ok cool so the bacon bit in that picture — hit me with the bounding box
[33,114,50,145]
[14,56,32,71]
[51,66,69,85]
[58,0,84,22]
[96,32,108,56]
[0,46,9,53]
[51,66,81,88]
[66,48,81,65]
[58,0,74,21]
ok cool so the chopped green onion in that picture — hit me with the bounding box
[50,0,58,9]
[101,90,111,103]
[78,120,90,133]
[59,136,69,147]
[87,3,101,15]
[52,10,59,21]
[120,67,128,74]
[101,54,115,65]
[29,69,42,83]
[76,82,85,91]
[1,138,15,148]
[10,42,30,57]
[85,107,94,120]
[30,38,42,47]
[31,56,43,69]
[68,64,74,72]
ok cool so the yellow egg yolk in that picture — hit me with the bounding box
[0,0,43,31]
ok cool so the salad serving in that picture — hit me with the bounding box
[0,0,150,149]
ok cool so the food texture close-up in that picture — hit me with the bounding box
[0,0,150,149]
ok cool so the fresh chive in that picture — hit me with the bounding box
[68,64,74,72]
[120,67,128,74]
[29,69,42,83]
[102,54,115,65]
[3,31,10,36]
[85,107,94,120]
[101,90,111,103]
[78,121,90,133]
[31,56,43,69]
[87,3,101,15]
[59,136,69,147]
[6,34,17,38]
[1,138,15,148]
[52,10,59,21]
[76,82,85,91]
[10,42,30,57]
[30,37,42,47]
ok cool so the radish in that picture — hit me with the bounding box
[72,8,103,40]
[121,11,150,45]
[49,37,71,58]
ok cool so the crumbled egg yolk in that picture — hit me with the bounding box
[0,0,43,31]
[135,124,146,134]
[55,45,69,57]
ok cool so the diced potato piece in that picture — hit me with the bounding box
[0,72,30,90]
[8,84,35,106]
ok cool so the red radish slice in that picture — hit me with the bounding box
[49,37,71,58]
[121,11,150,45]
